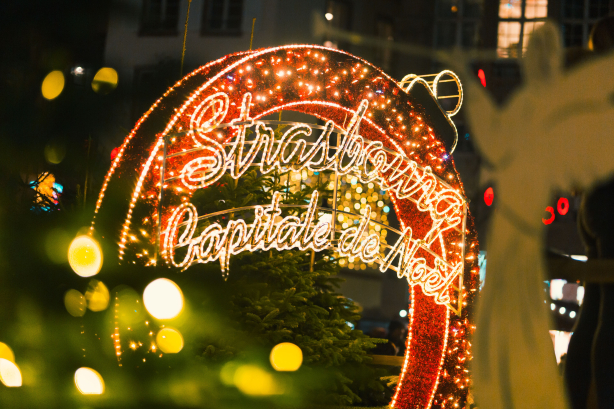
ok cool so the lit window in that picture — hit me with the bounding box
[499,0,523,18]
[525,0,548,18]
[497,21,522,57]
[497,0,548,57]
[202,0,244,35]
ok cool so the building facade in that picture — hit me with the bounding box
[102,0,612,325]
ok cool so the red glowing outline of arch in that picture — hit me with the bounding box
[91,45,478,409]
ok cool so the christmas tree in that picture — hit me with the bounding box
[185,125,391,406]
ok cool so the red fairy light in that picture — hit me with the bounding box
[477,69,486,87]
[89,45,479,409]
[484,187,494,206]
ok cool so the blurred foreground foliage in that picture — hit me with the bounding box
[0,1,395,398]
[0,129,393,407]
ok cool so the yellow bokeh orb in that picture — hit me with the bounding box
[234,365,281,396]
[44,141,66,164]
[220,362,239,386]
[74,367,104,395]
[0,359,22,387]
[0,343,15,363]
[156,328,184,353]
[68,235,103,277]
[91,67,118,95]
[41,70,65,100]
[143,278,184,320]
[269,342,303,372]
[85,280,110,312]
[116,286,144,324]
[64,289,87,317]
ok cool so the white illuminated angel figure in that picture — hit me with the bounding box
[459,22,614,409]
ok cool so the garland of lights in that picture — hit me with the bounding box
[174,92,464,224]
[164,189,463,309]
[90,45,479,409]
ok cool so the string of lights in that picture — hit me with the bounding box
[89,45,479,409]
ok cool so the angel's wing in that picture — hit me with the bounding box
[545,52,614,188]
[550,103,614,189]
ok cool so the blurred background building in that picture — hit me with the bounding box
[100,0,613,334]
[4,0,610,337]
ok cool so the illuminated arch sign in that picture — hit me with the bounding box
[91,45,479,409]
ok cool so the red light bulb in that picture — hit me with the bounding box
[477,69,486,87]
[484,187,494,206]
[542,206,555,225]
[557,197,569,215]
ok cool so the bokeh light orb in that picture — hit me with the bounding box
[41,70,65,100]
[220,362,239,386]
[110,147,120,161]
[0,343,15,363]
[557,197,569,215]
[484,187,494,207]
[234,365,281,396]
[318,213,332,225]
[68,235,103,277]
[91,67,118,95]
[44,141,66,164]
[269,342,303,372]
[0,359,22,387]
[85,280,110,312]
[143,278,184,320]
[64,289,87,317]
[156,328,184,353]
[74,367,104,394]
[116,286,144,324]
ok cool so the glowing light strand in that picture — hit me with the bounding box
[90,44,478,409]
[398,71,463,153]
[391,287,415,407]
[112,293,121,365]
[113,45,386,248]
[111,45,461,258]
[90,54,233,233]
[426,310,451,409]
[158,93,466,310]
[170,93,465,227]
[163,189,463,310]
